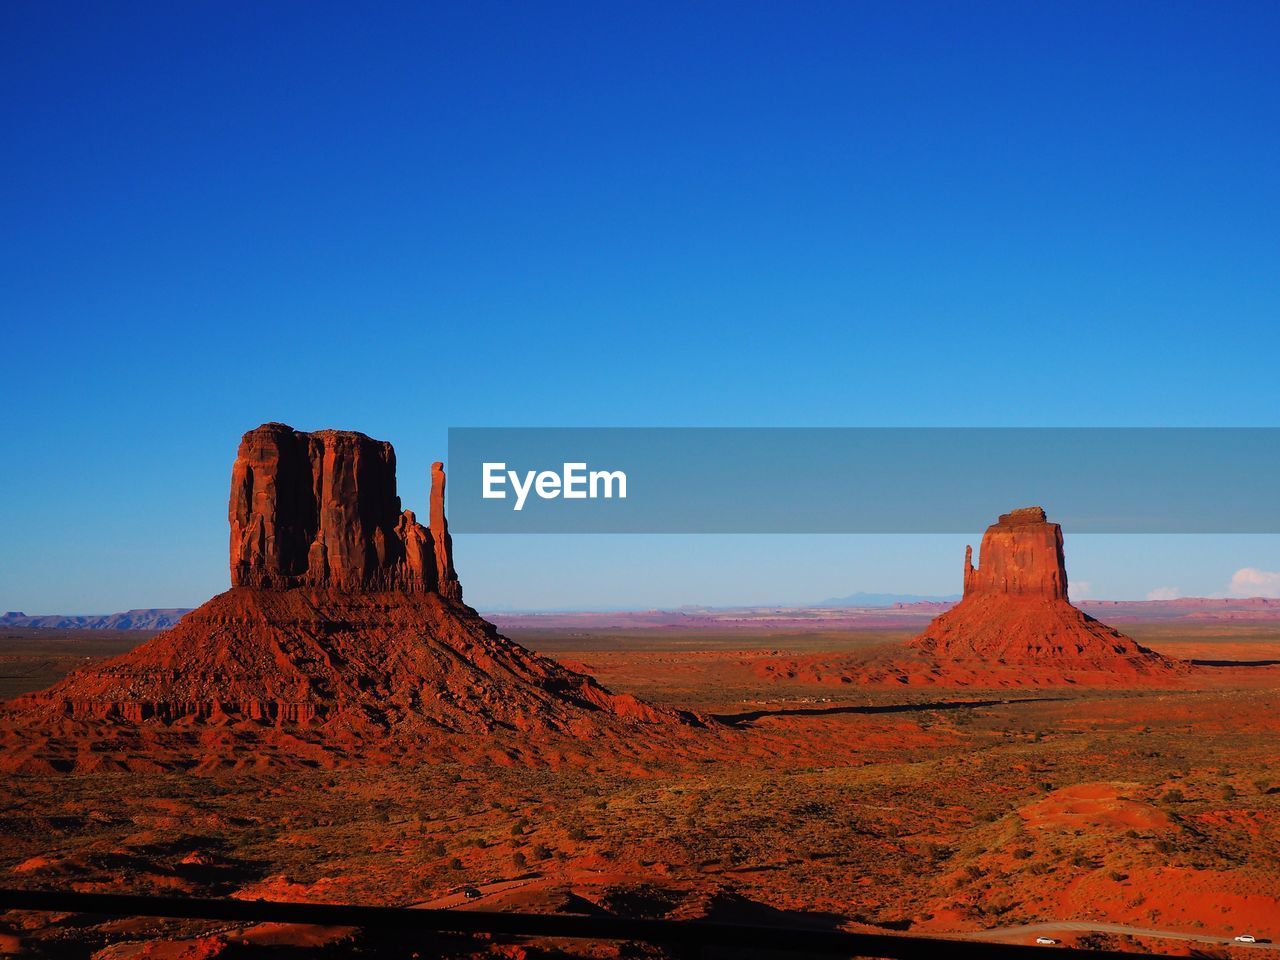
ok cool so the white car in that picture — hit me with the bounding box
[1234,935,1258,944]
[1035,937,1059,945]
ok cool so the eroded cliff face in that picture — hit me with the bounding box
[962,506,1068,601]
[228,423,451,596]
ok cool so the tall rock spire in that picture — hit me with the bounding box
[430,461,462,603]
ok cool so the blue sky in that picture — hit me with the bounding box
[2,2,1277,612]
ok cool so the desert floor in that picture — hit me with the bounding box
[2,619,1279,958]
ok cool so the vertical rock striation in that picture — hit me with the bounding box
[430,461,462,602]
[228,423,454,595]
[962,506,1067,601]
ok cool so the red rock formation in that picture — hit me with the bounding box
[229,423,448,594]
[1,423,694,771]
[8,588,673,735]
[430,461,462,602]
[962,507,1067,600]
[909,506,1181,675]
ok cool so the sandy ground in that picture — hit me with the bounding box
[1,617,1279,957]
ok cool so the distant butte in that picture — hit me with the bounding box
[907,506,1183,675]
[753,506,1188,687]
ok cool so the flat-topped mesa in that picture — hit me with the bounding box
[907,505,1183,676]
[229,423,458,597]
[963,505,1067,601]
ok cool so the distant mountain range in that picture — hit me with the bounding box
[5,596,1279,631]
[0,609,192,630]
[812,592,960,607]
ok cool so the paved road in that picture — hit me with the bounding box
[976,920,1277,951]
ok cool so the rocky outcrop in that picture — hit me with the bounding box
[909,506,1182,674]
[9,587,677,735]
[1,423,694,771]
[430,461,462,602]
[229,423,451,595]
[962,506,1067,600]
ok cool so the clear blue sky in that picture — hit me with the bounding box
[2,1,1277,613]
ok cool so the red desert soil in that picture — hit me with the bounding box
[4,615,1280,958]
[2,432,1279,958]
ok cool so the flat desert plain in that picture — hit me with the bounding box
[2,608,1279,959]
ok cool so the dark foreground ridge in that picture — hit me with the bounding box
[0,888,1183,960]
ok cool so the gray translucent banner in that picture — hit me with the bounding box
[447,428,1278,533]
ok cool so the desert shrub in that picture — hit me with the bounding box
[1108,870,1128,882]
[1011,847,1033,860]
[448,857,462,870]
[511,818,528,836]
[1161,789,1184,804]
[986,896,1013,915]
[1153,839,1175,854]
[512,851,527,869]
[532,843,551,860]
[429,840,446,856]
[567,826,588,841]
[1220,785,1237,801]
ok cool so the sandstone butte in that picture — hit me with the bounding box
[752,506,1187,687]
[0,424,695,774]
[908,507,1182,675]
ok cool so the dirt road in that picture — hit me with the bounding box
[976,920,1276,951]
